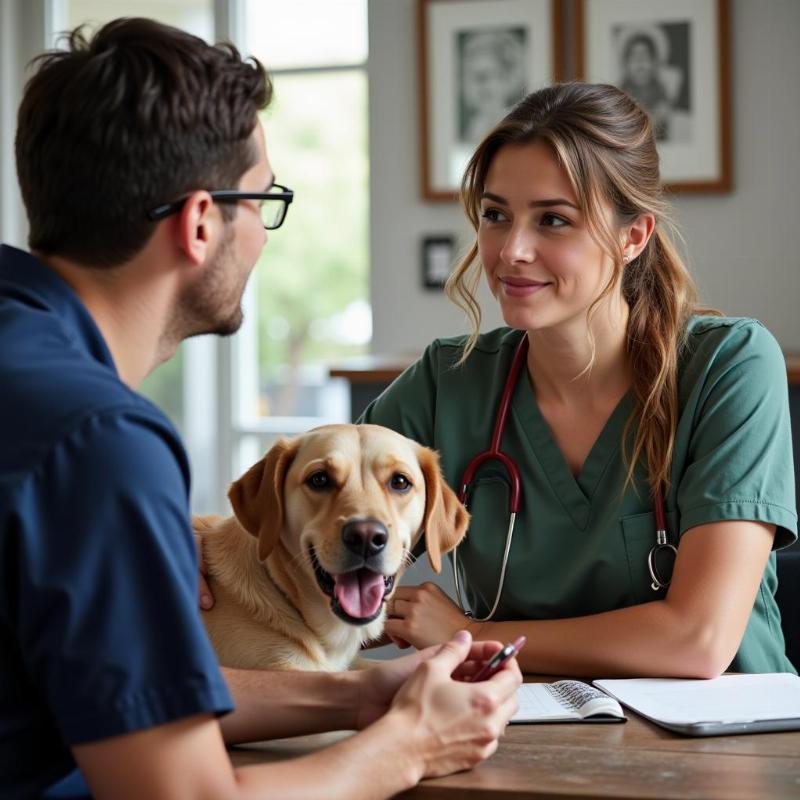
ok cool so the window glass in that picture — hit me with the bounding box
[252,70,370,420]
[245,0,367,70]
[67,0,212,39]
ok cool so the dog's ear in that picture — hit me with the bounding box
[228,437,298,561]
[417,445,470,573]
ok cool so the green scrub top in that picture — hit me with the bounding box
[361,317,797,673]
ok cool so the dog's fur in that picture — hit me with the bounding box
[195,423,469,671]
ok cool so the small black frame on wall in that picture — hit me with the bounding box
[421,235,455,289]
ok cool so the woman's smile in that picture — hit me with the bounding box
[498,276,552,297]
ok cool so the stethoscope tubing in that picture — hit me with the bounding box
[453,333,676,622]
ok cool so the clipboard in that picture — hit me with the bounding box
[593,673,800,737]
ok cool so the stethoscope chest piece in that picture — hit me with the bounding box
[647,527,677,591]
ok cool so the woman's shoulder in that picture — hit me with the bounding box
[681,314,785,382]
[686,313,768,337]
[685,314,780,349]
[427,326,522,361]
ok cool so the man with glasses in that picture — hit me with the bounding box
[0,17,520,800]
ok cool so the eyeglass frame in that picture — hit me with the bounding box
[146,183,294,230]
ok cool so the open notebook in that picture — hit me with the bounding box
[593,673,800,736]
[511,680,626,724]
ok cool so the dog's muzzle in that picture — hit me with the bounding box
[309,541,396,626]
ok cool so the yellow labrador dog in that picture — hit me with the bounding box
[195,423,469,672]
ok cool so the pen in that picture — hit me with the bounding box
[469,635,526,682]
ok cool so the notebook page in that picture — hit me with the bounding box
[548,680,612,710]
[594,673,800,725]
[512,683,581,721]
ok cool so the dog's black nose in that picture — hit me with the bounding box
[342,519,388,558]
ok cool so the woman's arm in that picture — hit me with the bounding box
[386,520,775,678]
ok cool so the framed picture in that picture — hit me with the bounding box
[421,235,456,289]
[575,0,731,192]
[418,0,564,201]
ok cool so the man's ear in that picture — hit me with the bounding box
[228,437,298,561]
[416,445,470,573]
[176,190,218,266]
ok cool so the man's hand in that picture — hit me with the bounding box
[354,650,429,729]
[387,630,521,781]
[355,635,512,729]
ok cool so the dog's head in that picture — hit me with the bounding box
[228,423,469,626]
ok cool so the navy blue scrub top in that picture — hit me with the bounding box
[0,245,232,798]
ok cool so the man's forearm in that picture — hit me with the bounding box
[234,711,420,800]
[219,667,361,744]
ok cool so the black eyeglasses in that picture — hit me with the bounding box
[146,183,294,230]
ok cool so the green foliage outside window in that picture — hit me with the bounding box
[254,71,369,416]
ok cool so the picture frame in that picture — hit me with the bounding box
[574,0,731,192]
[418,0,564,201]
[421,235,456,289]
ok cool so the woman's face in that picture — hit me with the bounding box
[478,140,620,335]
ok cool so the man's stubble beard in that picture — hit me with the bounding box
[165,222,248,349]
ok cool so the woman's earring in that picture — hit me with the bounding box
[623,254,631,264]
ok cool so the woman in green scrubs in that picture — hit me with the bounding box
[363,83,797,677]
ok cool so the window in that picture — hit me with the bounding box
[230,0,370,481]
[55,0,371,513]
[66,0,212,37]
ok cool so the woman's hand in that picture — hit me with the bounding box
[385,582,472,650]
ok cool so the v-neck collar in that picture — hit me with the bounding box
[510,369,633,530]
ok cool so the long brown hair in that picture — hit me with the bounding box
[445,82,720,494]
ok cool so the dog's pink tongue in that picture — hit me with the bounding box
[334,569,385,619]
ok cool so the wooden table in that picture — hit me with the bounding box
[229,684,800,799]
[786,353,800,385]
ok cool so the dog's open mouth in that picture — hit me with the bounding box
[310,547,395,626]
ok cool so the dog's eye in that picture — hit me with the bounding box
[389,473,412,493]
[306,471,332,491]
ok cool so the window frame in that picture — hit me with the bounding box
[3,0,368,513]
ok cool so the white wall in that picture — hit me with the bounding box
[368,0,800,354]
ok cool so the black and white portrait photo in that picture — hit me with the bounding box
[419,0,558,199]
[456,26,528,146]
[578,0,729,191]
[614,22,692,142]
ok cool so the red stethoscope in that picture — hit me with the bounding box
[452,334,676,622]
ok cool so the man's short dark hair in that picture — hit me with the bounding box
[15,17,272,267]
